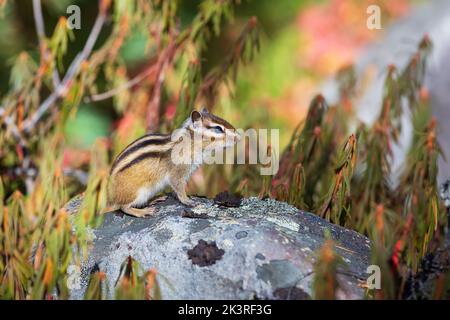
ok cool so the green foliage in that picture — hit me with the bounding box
[401,117,443,271]
[0,0,259,300]
[246,35,447,299]
[312,237,346,300]
[114,256,161,300]
[274,94,337,209]
[84,270,107,300]
[9,52,38,94]
[319,134,357,226]
[190,0,238,49]
[173,60,202,129]
[49,17,75,72]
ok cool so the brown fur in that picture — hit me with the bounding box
[108,155,168,205]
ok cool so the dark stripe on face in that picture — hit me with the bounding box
[206,114,235,130]
[117,151,169,174]
[111,135,170,172]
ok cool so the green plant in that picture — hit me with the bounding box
[0,0,259,300]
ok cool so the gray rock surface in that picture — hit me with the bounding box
[69,195,371,300]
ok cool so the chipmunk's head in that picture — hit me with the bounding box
[188,107,240,149]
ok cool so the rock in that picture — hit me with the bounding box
[213,191,243,207]
[403,247,450,299]
[69,195,371,300]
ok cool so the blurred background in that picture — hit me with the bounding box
[0,0,417,178]
[2,0,450,195]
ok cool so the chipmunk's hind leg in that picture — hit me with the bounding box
[101,204,120,214]
[120,205,157,218]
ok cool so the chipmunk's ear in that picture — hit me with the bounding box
[190,110,203,127]
[200,106,209,114]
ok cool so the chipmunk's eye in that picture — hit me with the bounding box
[213,126,224,133]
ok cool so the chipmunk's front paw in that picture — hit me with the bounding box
[180,197,196,207]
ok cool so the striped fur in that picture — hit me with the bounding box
[117,150,169,173]
[204,113,234,129]
[110,134,172,174]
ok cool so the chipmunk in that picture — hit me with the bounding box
[106,107,240,217]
